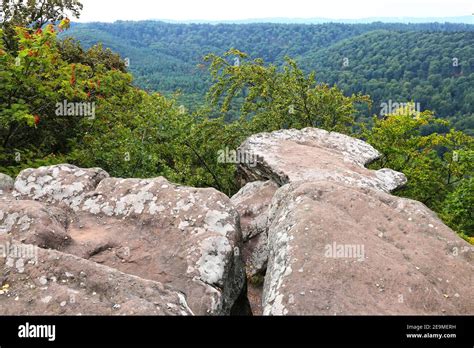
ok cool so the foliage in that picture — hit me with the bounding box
[365,107,473,236]
[205,49,370,135]
[1,0,82,28]
[440,177,474,239]
[302,30,474,135]
[0,24,133,176]
[62,21,474,134]
[68,90,241,197]
[1,0,82,51]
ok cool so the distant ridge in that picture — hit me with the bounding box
[64,20,474,134]
[145,16,473,25]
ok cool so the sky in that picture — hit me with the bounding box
[77,0,473,22]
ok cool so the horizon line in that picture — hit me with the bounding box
[75,15,474,25]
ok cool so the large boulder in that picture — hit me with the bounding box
[2,165,249,315]
[0,237,193,315]
[3,127,472,317]
[236,128,473,315]
[238,128,407,193]
[263,181,473,315]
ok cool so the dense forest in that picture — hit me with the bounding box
[64,21,474,134]
[0,1,473,241]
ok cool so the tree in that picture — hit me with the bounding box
[1,0,82,50]
[1,0,82,28]
[0,24,133,176]
[59,38,127,72]
[364,106,473,238]
[441,177,474,241]
[205,49,370,135]
[60,21,474,134]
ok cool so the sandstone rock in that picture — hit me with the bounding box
[263,180,474,315]
[70,176,247,315]
[13,164,109,211]
[0,237,193,315]
[238,128,407,193]
[0,199,70,249]
[3,165,249,315]
[0,173,14,193]
[231,181,279,241]
[231,180,278,278]
[231,181,278,315]
[233,128,473,316]
[3,127,472,317]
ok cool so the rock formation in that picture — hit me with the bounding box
[237,128,473,315]
[1,165,248,315]
[1,128,472,316]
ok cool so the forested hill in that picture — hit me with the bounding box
[63,21,474,133]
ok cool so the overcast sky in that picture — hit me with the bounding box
[77,0,473,22]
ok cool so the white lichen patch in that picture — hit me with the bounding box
[41,296,53,304]
[17,215,32,232]
[149,202,165,214]
[175,195,196,212]
[83,198,102,215]
[3,212,20,233]
[177,293,194,315]
[204,210,234,235]
[13,165,109,210]
[15,258,25,273]
[375,169,407,192]
[263,192,295,315]
[178,221,190,231]
[196,236,232,287]
[113,190,155,215]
